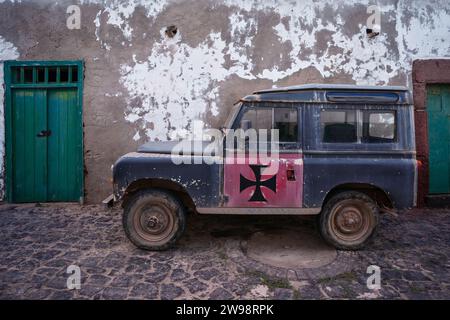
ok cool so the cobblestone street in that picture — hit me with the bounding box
[0,203,449,300]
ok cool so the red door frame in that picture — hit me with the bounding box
[412,59,450,206]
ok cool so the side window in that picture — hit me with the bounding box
[238,107,299,146]
[363,111,396,143]
[239,108,271,131]
[239,108,256,128]
[320,110,357,143]
[254,109,272,131]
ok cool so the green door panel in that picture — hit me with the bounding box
[11,89,48,202]
[47,89,82,201]
[427,84,450,194]
[5,61,83,203]
[10,89,82,202]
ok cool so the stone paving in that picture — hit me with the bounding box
[0,203,449,300]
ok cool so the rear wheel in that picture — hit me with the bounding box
[123,189,186,251]
[319,191,379,250]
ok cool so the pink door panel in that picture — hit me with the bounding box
[224,153,303,208]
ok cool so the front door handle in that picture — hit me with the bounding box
[36,130,51,137]
[287,168,296,181]
[286,161,296,181]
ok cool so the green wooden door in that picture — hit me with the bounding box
[11,89,48,202]
[47,89,82,201]
[427,84,450,194]
[6,61,83,203]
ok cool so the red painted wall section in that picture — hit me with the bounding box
[412,59,450,207]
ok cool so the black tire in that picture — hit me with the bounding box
[123,189,186,251]
[319,191,379,250]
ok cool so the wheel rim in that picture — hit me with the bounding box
[329,199,373,244]
[133,200,176,244]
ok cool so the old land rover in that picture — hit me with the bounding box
[111,84,417,251]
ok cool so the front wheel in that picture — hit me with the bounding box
[123,189,186,251]
[319,191,379,250]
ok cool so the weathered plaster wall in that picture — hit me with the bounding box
[0,0,449,202]
[0,36,19,200]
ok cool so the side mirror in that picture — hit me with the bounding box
[240,120,252,131]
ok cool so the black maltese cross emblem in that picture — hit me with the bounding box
[240,165,277,202]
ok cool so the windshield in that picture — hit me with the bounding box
[224,102,242,129]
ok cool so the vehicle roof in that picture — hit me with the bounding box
[254,83,409,93]
[241,83,412,105]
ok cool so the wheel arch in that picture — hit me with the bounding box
[121,178,196,212]
[322,183,394,210]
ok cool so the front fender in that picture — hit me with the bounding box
[113,152,221,207]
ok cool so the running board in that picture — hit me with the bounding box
[196,207,320,215]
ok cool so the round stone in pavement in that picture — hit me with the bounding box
[246,228,336,269]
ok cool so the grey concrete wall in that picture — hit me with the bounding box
[0,0,449,203]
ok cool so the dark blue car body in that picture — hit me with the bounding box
[113,84,417,212]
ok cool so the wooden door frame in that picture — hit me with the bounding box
[413,59,450,207]
[3,60,84,203]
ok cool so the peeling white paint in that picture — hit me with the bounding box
[105,92,123,97]
[0,36,19,200]
[226,12,257,80]
[120,29,228,141]
[95,0,449,141]
[92,0,168,49]
[104,1,136,41]
[3,0,449,145]
[94,10,111,51]
[395,1,450,83]
[132,131,140,141]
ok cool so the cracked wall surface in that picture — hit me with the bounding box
[0,0,449,202]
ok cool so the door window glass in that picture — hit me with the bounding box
[238,107,298,145]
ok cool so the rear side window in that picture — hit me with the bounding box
[321,110,357,143]
[363,111,396,143]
